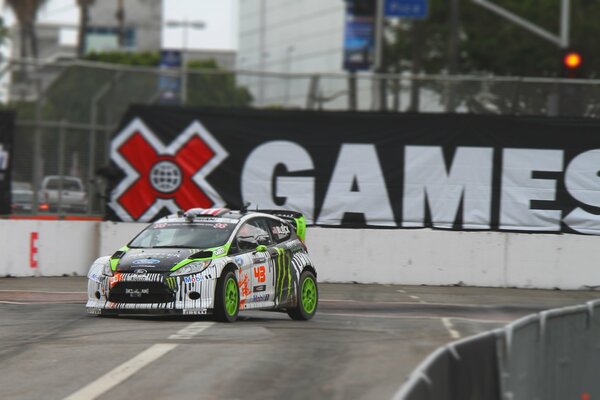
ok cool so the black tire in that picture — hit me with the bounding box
[213,270,240,322]
[287,271,318,321]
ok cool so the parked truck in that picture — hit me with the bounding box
[39,176,87,213]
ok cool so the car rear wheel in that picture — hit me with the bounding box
[214,270,239,322]
[287,270,318,320]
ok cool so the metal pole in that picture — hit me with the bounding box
[32,79,44,215]
[446,0,460,112]
[57,120,66,217]
[258,0,266,105]
[373,0,385,111]
[181,21,188,105]
[87,80,115,214]
[348,72,357,111]
[559,0,570,49]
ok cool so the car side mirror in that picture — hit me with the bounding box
[255,245,268,253]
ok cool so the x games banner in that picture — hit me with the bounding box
[108,106,600,235]
[0,111,15,215]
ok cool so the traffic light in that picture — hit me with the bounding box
[561,50,583,78]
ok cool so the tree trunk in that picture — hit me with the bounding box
[77,1,91,57]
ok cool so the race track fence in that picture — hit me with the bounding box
[394,299,600,400]
[4,57,600,217]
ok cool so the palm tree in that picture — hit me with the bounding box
[6,0,47,60]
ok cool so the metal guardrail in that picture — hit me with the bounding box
[394,299,600,400]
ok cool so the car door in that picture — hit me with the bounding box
[232,217,275,307]
[263,217,295,307]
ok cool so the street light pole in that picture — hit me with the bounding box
[165,20,206,105]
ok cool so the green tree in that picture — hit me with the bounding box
[187,59,253,108]
[385,0,600,77]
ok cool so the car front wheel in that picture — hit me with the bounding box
[214,270,239,322]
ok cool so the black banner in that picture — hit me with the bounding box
[107,105,600,235]
[0,111,15,215]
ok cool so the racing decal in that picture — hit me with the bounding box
[253,266,266,283]
[273,247,293,307]
[0,111,14,215]
[109,118,228,221]
[238,270,252,309]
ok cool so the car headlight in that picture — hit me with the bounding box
[170,260,211,277]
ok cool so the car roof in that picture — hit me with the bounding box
[155,208,284,225]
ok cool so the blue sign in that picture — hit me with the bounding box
[343,6,375,71]
[385,0,428,19]
[158,50,182,104]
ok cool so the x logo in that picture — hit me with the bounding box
[109,119,228,221]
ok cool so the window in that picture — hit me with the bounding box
[233,218,273,252]
[265,218,293,243]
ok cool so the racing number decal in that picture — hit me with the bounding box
[253,266,266,283]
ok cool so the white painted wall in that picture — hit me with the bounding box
[1,221,599,290]
[0,220,98,277]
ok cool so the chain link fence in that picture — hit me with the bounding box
[4,59,600,217]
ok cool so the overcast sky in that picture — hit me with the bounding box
[1,0,238,50]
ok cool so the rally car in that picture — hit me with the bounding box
[86,208,318,322]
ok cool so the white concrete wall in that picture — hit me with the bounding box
[0,220,98,277]
[1,221,599,290]
[307,228,600,289]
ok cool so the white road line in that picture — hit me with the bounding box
[442,317,462,339]
[63,343,178,400]
[168,322,214,340]
[396,289,406,293]
[321,312,511,324]
[0,300,29,305]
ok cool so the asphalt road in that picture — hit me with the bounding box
[1,277,599,400]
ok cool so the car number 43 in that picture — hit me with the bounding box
[253,266,266,283]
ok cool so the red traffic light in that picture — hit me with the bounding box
[563,51,582,69]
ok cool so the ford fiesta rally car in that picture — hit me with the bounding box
[86,208,318,322]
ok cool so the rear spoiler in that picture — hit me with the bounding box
[257,210,307,241]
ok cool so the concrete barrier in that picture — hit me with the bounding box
[1,220,600,290]
[0,220,98,277]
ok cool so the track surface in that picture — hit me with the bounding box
[1,277,599,400]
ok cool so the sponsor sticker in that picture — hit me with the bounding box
[213,247,226,256]
[132,258,161,265]
[252,294,270,302]
[234,256,245,267]
[125,288,150,297]
[183,275,213,284]
[253,285,267,293]
[182,309,208,315]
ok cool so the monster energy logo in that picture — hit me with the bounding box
[274,248,291,305]
[165,277,177,290]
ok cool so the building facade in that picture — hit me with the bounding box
[86,0,163,53]
[237,0,354,108]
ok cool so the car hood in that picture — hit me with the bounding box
[115,248,196,273]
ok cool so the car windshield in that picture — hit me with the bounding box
[129,220,237,249]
